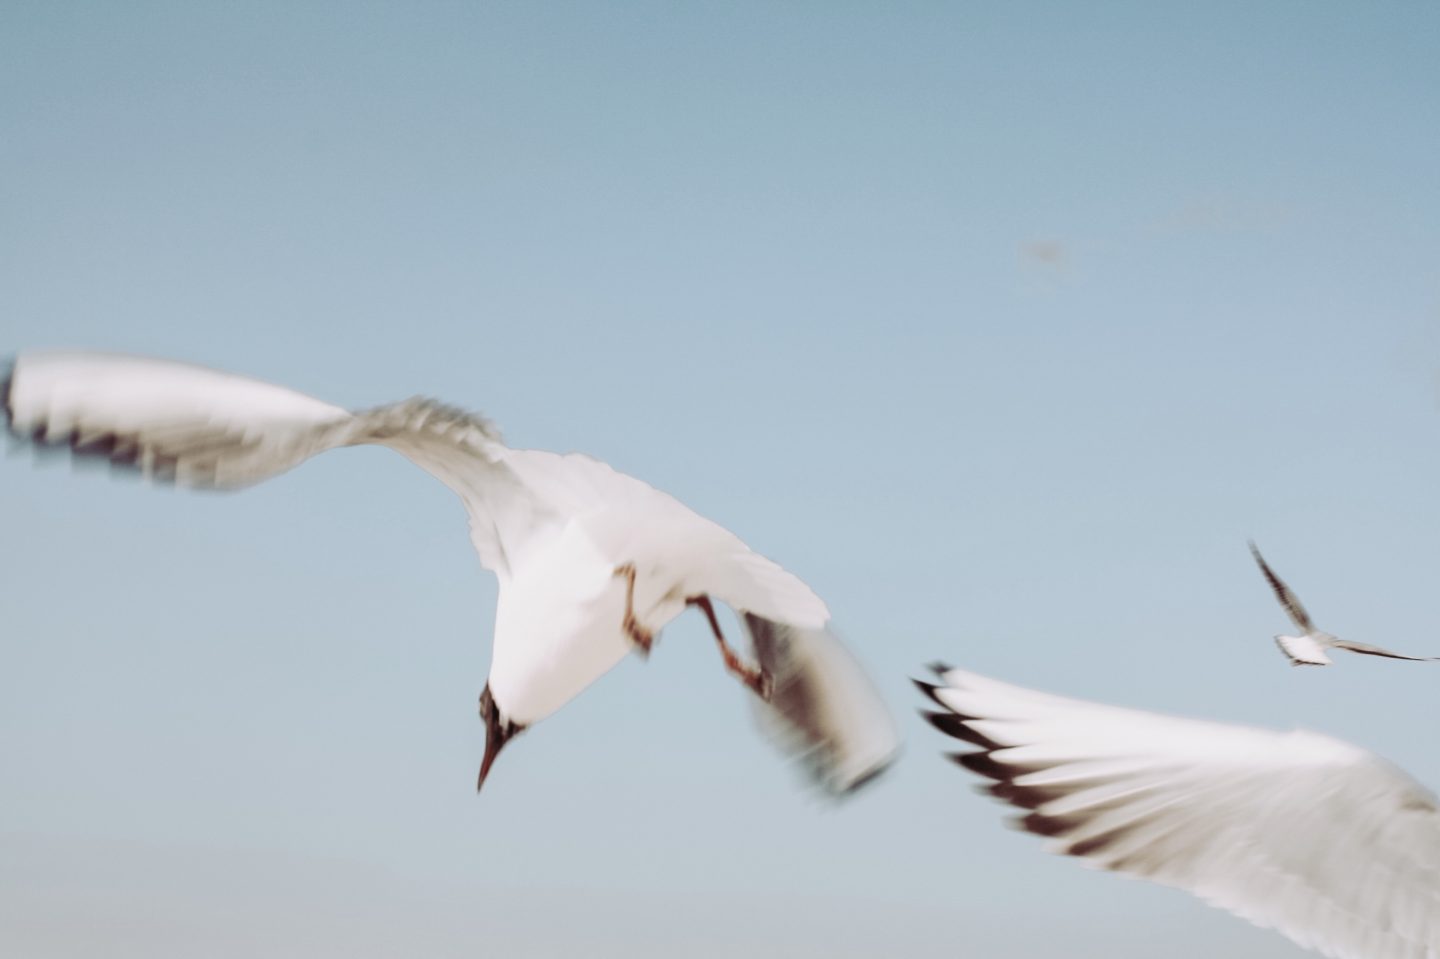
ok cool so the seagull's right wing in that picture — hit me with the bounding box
[500,446,832,628]
[918,665,1440,959]
[1331,638,1440,662]
[4,350,547,578]
[739,613,898,795]
[1249,541,1316,632]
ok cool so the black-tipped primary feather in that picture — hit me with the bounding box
[922,710,1003,749]
[916,664,1440,959]
[912,677,948,706]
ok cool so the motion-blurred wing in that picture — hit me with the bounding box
[918,665,1440,959]
[1249,541,1316,633]
[3,350,546,577]
[1331,638,1440,662]
[5,351,352,487]
[740,613,898,795]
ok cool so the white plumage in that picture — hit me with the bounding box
[918,664,1440,959]
[3,349,898,795]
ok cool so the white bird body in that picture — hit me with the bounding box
[490,518,638,726]
[918,665,1440,959]
[480,449,832,726]
[4,349,897,794]
[1275,631,1334,666]
[487,509,722,727]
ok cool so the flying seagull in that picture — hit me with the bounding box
[917,663,1440,959]
[3,350,898,795]
[1248,541,1437,666]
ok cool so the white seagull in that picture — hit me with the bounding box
[917,664,1440,959]
[1249,541,1438,666]
[3,350,898,795]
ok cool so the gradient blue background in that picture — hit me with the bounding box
[3,3,1438,956]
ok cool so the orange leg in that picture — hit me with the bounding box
[687,594,772,701]
[613,562,653,655]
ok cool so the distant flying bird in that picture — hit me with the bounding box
[917,664,1440,959]
[1248,541,1438,666]
[3,350,898,795]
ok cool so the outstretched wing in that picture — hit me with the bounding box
[1331,638,1440,662]
[918,665,1440,959]
[4,350,547,577]
[5,351,353,487]
[739,613,898,795]
[1249,541,1316,633]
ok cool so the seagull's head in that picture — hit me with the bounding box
[477,684,526,793]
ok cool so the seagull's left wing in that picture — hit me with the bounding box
[918,665,1440,959]
[3,350,550,578]
[739,614,898,795]
[1249,541,1316,633]
[4,350,353,487]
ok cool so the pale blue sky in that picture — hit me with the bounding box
[3,3,1439,956]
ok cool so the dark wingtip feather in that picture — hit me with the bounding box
[922,710,1003,749]
[1018,810,1081,839]
[921,709,967,736]
[948,750,978,769]
[954,750,1012,781]
[927,661,955,676]
[956,749,1047,780]
[912,677,946,705]
[987,779,1048,810]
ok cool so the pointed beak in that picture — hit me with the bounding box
[477,724,512,792]
[476,684,523,794]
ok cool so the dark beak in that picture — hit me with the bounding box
[477,725,514,792]
[477,684,523,793]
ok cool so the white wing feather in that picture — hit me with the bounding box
[5,351,352,487]
[3,351,537,576]
[502,447,830,627]
[920,666,1440,959]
